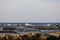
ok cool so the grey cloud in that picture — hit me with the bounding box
[0,0,60,23]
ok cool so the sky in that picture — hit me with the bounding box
[0,0,60,23]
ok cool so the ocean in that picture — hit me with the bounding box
[0,23,60,34]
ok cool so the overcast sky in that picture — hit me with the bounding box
[0,0,60,23]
